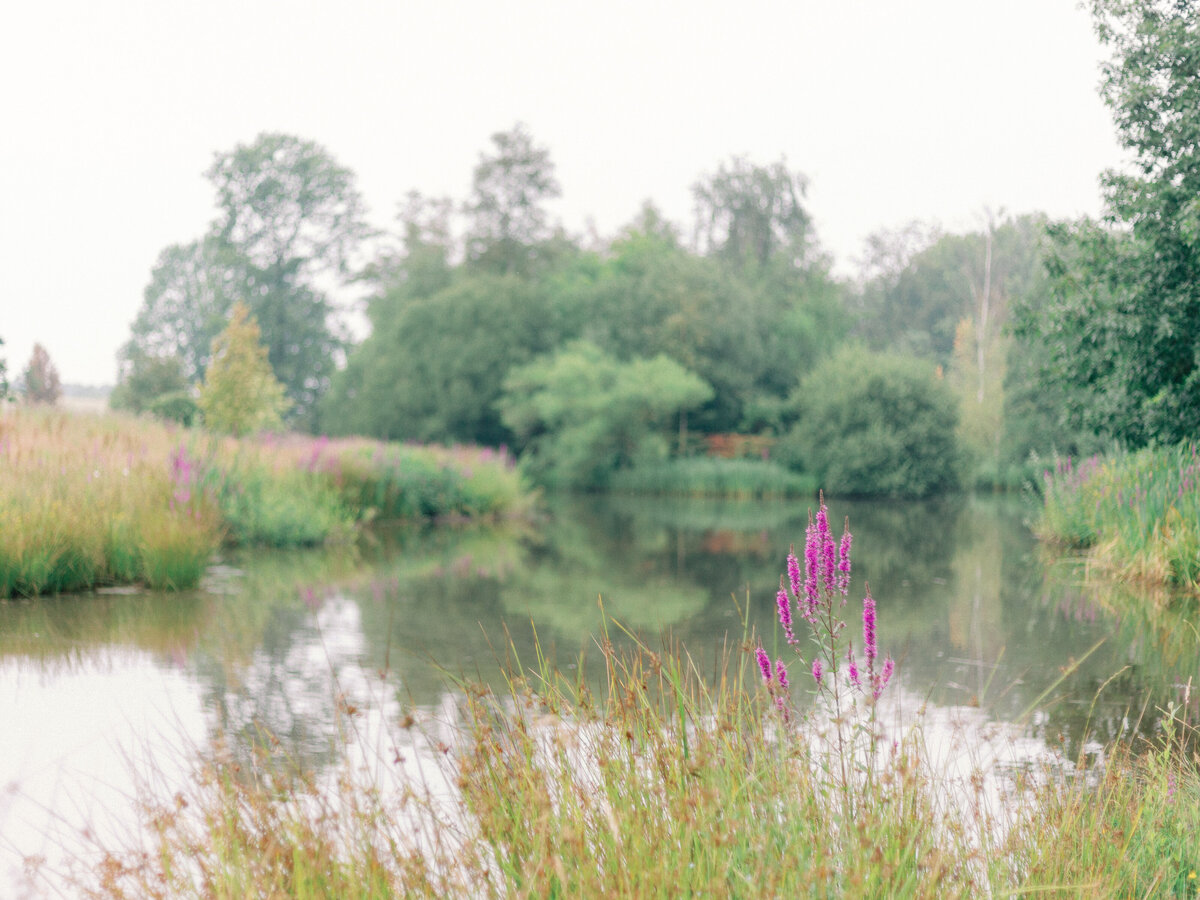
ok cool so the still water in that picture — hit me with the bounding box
[2,493,1198,892]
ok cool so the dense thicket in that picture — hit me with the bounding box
[1017,0,1200,447]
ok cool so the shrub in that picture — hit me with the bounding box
[778,345,961,498]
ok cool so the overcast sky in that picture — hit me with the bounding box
[1,0,1123,387]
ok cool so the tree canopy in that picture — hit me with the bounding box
[1019,1,1200,445]
[117,133,369,428]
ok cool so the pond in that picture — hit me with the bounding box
[2,493,1197,894]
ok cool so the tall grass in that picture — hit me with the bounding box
[0,408,221,595]
[1038,443,1200,591]
[0,409,532,597]
[610,456,816,498]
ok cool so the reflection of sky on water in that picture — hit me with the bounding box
[2,494,1199,894]
[0,653,205,897]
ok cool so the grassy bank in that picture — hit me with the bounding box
[1038,443,1200,592]
[69,631,1200,898]
[0,408,531,597]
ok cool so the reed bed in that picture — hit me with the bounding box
[1038,443,1200,592]
[0,408,531,597]
[610,457,816,498]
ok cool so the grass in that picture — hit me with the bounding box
[0,407,532,597]
[63,622,1200,899]
[610,456,816,499]
[1037,442,1200,592]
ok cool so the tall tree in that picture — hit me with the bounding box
[464,123,562,275]
[21,344,61,405]
[691,157,816,275]
[118,133,370,429]
[1020,1,1200,445]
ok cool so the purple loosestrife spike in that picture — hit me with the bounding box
[812,658,823,686]
[787,546,802,601]
[756,646,772,683]
[803,513,821,620]
[775,658,789,690]
[862,587,877,671]
[818,502,836,596]
[777,580,796,645]
[837,522,852,597]
[873,656,895,700]
[847,645,860,688]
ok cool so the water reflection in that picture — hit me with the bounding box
[3,493,1200,893]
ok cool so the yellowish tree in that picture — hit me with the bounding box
[198,302,288,435]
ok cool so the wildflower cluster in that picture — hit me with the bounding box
[757,494,894,717]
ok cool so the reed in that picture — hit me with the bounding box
[1038,443,1200,592]
[0,409,532,597]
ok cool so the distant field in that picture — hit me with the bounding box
[60,394,110,414]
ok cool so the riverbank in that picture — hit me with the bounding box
[1038,442,1200,593]
[0,407,532,597]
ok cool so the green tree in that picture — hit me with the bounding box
[778,345,961,498]
[119,133,369,429]
[198,302,289,436]
[1019,1,1200,445]
[21,344,61,405]
[109,351,193,418]
[322,272,575,443]
[464,123,562,275]
[499,341,713,489]
[691,156,816,274]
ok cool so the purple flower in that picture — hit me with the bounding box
[803,514,820,620]
[873,656,895,700]
[756,646,772,683]
[786,546,802,602]
[775,658,789,690]
[818,503,837,596]
[837,525,852,597]
[847,646,860,688]
[862,588,877,670]
[777,581,796,645]
[812,658,823,686]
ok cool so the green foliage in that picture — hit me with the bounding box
[110,352,192,417]
[198,303,289,436]
[499,341,713,489]
[464,123,562,275]
[779,345,961,497]
[691,156,817,274]
[1017,2,1200,446]
[322,272,572,443]
[20,343,61,405]
[119,134,368,428]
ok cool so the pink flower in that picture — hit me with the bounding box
[756,646,772,683]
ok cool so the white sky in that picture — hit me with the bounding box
[1,0,1123,387]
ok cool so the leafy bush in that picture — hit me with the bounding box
[778,345,961,498]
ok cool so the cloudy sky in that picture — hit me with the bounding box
[1,0,1123,387]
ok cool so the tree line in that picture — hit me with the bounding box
[87,0,1200,496]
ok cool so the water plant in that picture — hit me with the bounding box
[1038,443,1200,592]
[759,493,894,816]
